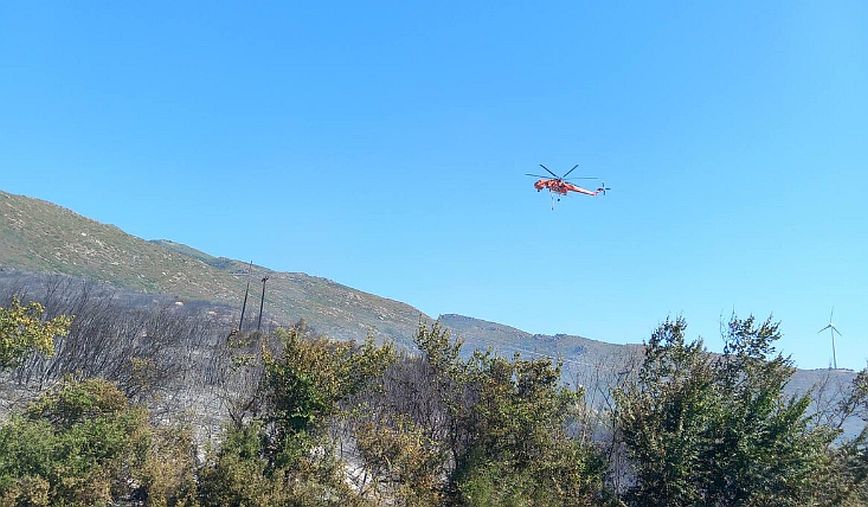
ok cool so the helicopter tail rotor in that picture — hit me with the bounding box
[597,182,611,196]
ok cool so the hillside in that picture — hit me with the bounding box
[0,190,430,346]
[1,189,859,425]
[437,313,643,392]
[438,313,642,362]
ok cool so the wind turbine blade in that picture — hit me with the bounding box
[818,325,832,333]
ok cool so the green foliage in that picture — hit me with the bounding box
[414,322,467,383]
[199,418,363,506]
[0,378,198,507]
[615,315,836,507]
[707,316,834,506]
[260,327,396,467]
[134,426,201,507]
[199,326,395,506]
[355,416,444,506]
[615,318,717,506]
[809,367,868,506]
[402,324,608,505]
[815,428,868,506]
[0,297,72,369]
[457,459,560,507]
[197,422,296,507]
[262,327,395,428]
[1,309,861,506]
[455,355,607,506]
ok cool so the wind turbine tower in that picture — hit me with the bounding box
[817,307,842,369]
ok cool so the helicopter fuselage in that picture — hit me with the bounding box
[533,178,598,196]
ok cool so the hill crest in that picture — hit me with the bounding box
[0,190,429,345]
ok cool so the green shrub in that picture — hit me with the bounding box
[615,316,836,507]
[454,355,607,506]
[0,378,198,506]
[355,416,444,506]
[199,326,394,506]
[0,297,71,369]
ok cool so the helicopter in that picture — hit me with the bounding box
[526,164,610,206]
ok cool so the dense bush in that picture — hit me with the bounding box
[197,326,394,506]
[614,316,849,507]
[453,355,607,506]
[0,378,198,506]
[350,324,608,505]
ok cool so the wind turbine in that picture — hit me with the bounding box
[817,307,842,369]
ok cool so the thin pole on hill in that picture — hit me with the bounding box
[238,261,253,332]
[257,276,269,332]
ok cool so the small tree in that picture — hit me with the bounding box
[199,326,395,506]
[362,323,608,505]
[615,315,835,507]
[455,355,607,507]
[0,297,71,370]
[258,327,395,469]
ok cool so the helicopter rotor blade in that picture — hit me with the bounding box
[565,177,598,181]
[562,164,580,178]
[526,173,554,178]
[539,164,559,179]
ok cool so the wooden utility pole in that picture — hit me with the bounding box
[257,276,269,332]
[238,261,253,332]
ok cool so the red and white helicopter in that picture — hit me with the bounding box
[527,164,610,207]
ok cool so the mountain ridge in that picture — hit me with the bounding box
[0,190,430,346]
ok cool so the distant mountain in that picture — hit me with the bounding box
[0,190,429,346]
[437,313,643,389]
[438,313,642,361]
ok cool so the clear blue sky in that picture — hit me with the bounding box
[2,1,866,369]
